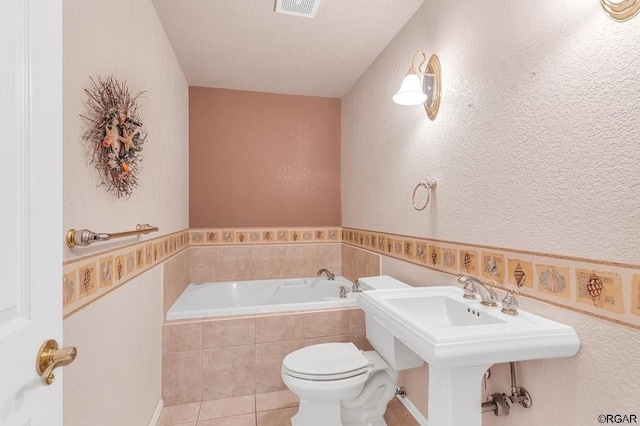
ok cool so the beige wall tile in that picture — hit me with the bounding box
[256,407,297,426]
[342,244,381,282]
[350,333,374,351]
[190,247,217,283]
[303,310,350,338]
[202,345,256,400]
[255,314,303,344]
[215,246,253,281]
[202,317,255,348]
[251,246,287,279]
[349,308,365,334]
[316,244,342,276]
[196,413,256,426]
[162,351,203,405]
[157,402,200,426]
[255,340,304,393]
[341,245,357,282]
[304,334,350,346]
[362,250,381,277]
[255,390,299,412]
[164,250,191,315]
[284,245,320,277]
[216,245,253,261]
[189,243,343,284]
[355,247,381,279]
[199,395,255,420]
[163,322,202,353]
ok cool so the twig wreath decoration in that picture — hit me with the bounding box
[80,76,148,198]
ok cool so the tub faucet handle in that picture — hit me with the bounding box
[351,279,363,293]
[339,286,348,298]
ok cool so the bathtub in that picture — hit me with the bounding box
[167,275,362,320]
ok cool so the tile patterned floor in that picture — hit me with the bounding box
[158,396,419,426]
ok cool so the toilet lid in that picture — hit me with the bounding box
[282,342,370,381]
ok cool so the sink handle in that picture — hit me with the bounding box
[501,290,520,315]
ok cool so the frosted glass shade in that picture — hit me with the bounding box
[392,73,427,106]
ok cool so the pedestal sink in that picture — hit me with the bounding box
[358,285,580,426]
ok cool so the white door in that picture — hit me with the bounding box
[0,0,64,425]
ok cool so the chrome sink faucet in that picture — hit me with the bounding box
[458,274,498,306]
[317,268,335,280]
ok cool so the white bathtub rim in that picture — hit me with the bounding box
[166,295,359,320]
[166,275,358,321]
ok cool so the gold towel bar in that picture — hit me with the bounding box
[65,223,159,248]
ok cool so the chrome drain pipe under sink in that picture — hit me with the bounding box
[482,362,533,417]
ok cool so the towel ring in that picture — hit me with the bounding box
[412,179,437,211]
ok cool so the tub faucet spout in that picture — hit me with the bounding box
[317,268,335,280]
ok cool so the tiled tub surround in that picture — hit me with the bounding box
[166,243,377,321]
[189,244,343,284]
[160,239,382,423]
[342,243,382,283]
[164,249,191,315]
[162,308,375,419]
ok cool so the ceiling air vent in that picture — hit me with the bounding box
[275,0,321,19]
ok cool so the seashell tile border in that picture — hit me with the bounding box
[63,225,640,329]
[63,230,191,318]
[188,227,342,246]
[341,227,640,330]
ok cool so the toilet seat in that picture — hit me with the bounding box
[283,342,371,381]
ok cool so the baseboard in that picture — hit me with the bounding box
[396,395,429,426]
[148,399,164,426]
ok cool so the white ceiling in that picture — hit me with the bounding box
[152,0,425,98]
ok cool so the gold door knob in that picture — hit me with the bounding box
[36,339,77,385]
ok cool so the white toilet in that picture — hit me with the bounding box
[282,276,425,426]
[281,342,400,426]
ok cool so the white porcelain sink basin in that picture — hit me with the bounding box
[386,294,505,327]
[358,285,580,368]
[357,282,581,426]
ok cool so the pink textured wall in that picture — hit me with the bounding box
[189,87,341,227]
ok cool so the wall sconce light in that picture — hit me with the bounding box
[601,0,640,21]
[393,51,441,120]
